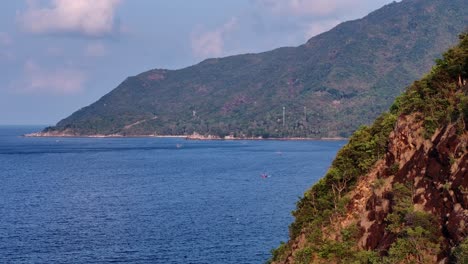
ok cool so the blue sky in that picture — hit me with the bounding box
[0,0,396,125]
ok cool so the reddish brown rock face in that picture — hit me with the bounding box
[360,117,467,259]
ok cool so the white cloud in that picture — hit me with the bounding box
[0,32,13,46]
[0,33,14,61]
[191,17,238,59]
[0,51,15,62]
[18,0,122,37]
[16,60,87,94]
[252,0,394,44]
[256,0,379,17]
[46,46,64,56]
[304,19,340,38]
[84,42,108,57]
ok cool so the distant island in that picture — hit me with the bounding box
[25,130,346,141]
[33,0,466,139]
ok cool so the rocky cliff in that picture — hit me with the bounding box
[271,34,468,263]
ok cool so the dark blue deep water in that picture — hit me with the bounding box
[0,126,345,263]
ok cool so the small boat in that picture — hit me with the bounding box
[260,173,269,179]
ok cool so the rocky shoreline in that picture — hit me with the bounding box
[25,131,347,141]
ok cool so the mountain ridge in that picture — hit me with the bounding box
[37,0,467,138]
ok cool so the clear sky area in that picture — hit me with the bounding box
[0,0,397,125]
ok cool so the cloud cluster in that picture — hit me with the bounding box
[84,42,108,57]
[0,32,13,46]
[18,0,122,37]
[18,61,87,94]
[191,17,238,59]
[251,0,391,44]
[304,19,341,38]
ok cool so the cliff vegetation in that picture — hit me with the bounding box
[270,33,468,264]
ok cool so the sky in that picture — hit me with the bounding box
[0,0,397,125]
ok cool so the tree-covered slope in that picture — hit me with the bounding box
[271,33,468,264]
[41,0,467,138]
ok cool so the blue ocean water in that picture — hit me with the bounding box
[0,126,345,263]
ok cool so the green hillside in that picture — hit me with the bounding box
[42,0,467,138]
[271,33,468,263]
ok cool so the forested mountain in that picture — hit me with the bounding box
[38,0,467,138]
[271,33,468,264]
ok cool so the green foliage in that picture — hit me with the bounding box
[314,226,378,264]
[352,250,380,264]
[372,178,385,190]
[388,163,399,175]
[387,225,441,264]
[290,111,397,239]
[294,247,313,264]
[317,240,350,261]
[270,242,288,263]
[397,33,468,139]
[423,116,438,139]
[453,237,468,264]
[341,224,361,243]
[385,183,414,233]
[384,183,441,263]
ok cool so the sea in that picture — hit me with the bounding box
[0,126,345,264]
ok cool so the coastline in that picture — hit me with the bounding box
[24,132,347,141]
[24,132,186,139]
